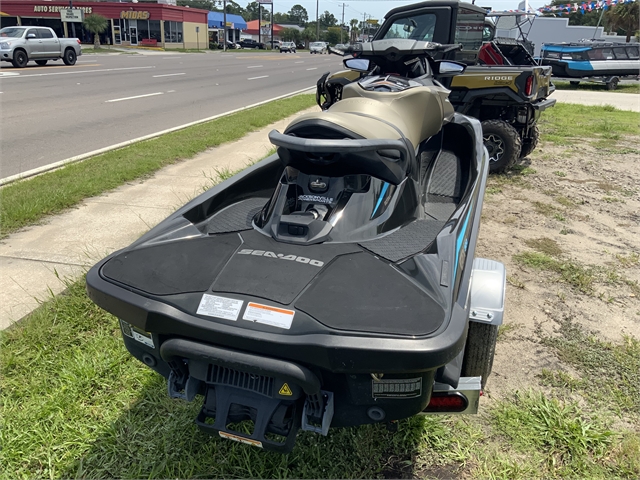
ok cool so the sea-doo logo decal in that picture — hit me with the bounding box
[237,249,324,267]
[298,194,333,204]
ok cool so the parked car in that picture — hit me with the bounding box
[279,41,296,53]
[309,41,327,54]
[217,41,240,49]
[0,26,81,68]
[267,40,281,50]
[238,39,265,49]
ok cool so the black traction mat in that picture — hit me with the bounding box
[358,219,446,262]
[205,198,267,234]
[296,253,445,336]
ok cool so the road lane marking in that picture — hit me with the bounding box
[0,72,20,77]
[306,67,318,70]
[1,86,315,186]
[106,92,163,103]
[247,75,269,80]
[152,72,186,78]
[1,65,155,79]
[294,61,304,64]
[247,65,263,68]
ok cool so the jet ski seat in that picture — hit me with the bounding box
[269,86,452,186]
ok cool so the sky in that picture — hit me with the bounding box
[268,0,547,25]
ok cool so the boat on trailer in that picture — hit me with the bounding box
[540,41,639,89]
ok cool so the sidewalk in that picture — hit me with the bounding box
[551,89,640,112]
[0,107,318,330]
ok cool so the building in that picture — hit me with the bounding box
[0,0,208,49]
[207,11,247,44]
[242,19,283,43]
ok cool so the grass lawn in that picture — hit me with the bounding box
[553,80,640,94]
[0,94,316,238]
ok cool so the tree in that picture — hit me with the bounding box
[325,26,341,45]
[177,0,216,10]
[301,27,315,47]
[245,2,270,21]
[288,4,308,25]
[606,1,639,42]
[281,27,301,43]
[319,11,338,28]
[349,18,359,42]
[224,1,246,16]
[273,12,289,23]
[83,14,108,48]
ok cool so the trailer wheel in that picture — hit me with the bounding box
[461,321,499,389]
[569,80,580,86]
[606,77,619,91]
[481,120,522,174]
[519,124,540,158]
[35,60,48,66]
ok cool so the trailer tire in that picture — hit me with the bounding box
[63,48,77,66]
[481,120,521,174]
[35,60,48,66]
[461,321,499,389]
[569,80,580,86]
[519,124,540,158]
[606,77,619,91]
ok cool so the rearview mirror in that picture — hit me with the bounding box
[27,33,37,39]
[344,58,370,72]
[434,60,466,76]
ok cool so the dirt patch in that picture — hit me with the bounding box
[477,139,640,403]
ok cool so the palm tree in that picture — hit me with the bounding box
[349,18,359,43]
[605,1,639,42]
[83,14,109,49]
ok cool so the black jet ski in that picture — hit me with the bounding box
[86,39,506,453]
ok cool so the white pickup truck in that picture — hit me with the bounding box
[0,26,82,68]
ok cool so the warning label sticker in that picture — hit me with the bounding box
[132,330,154,348]
[219,431,263,448]
[242,302,295,329]
[279,383,293,396]
[197,294,243,321]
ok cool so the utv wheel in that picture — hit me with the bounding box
[461,321,499,389]
[519,124,540,158]
[35,60,48,66]
[63,48,77,66]
[12,49,28,68]
[481,119,522,174]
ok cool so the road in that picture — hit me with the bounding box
[0,50,343,180]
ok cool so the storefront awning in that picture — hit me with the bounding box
[208,12,247,30]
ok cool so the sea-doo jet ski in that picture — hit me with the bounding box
[87,39,506,453]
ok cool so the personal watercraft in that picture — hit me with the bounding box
[86,39,506,453]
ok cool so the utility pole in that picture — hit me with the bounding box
[339,3,347,44]
[259,4,261,46]
[223,0,227,51]
[362,12,366,41]
[69,0,76,38]
[316,0,320,41]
